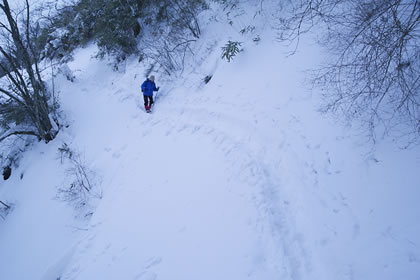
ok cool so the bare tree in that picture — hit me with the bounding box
[139,0,207,74]
[57,143,101,210]
[278,0,420,143]
[171,0,203,39]
[0,0,58,143]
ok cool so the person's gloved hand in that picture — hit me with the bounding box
[157,87,160,91]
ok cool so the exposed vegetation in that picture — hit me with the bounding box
[277,0,420,143]
[221,40,242,62]
[38,0,207,70]
[57,143,100,211]
[0,0,59,144]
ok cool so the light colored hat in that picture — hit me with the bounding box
[150,75,155,81]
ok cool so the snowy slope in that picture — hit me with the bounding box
[1,2,419,280]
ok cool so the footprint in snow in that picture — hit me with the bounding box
[352,224,360,239]
[134,271,157,280]
[134,257,162,280]
[143,256,162,269]
[408,252,418,263]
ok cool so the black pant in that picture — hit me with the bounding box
[143,95,154,107]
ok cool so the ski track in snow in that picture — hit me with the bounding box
[53,43,314,279]
[148,102,311,278]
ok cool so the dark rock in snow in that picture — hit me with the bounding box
[3,166,11,180]
[204,75,212,84]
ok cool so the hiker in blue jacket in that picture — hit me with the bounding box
[141,75,159,112]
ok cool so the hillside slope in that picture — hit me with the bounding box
[0,2,419,280]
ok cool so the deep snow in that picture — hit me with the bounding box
[0,2,419,280]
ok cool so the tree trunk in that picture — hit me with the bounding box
[0,0,56,143]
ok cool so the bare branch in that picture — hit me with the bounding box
[0,200,10,209]
[278,0,420,143]
[0,130,38,142]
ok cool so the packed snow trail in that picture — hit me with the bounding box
[57,36,419,279]
[60,119,276,280]
[49,18,323,277]
[54,43,304,279]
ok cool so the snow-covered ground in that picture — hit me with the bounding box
[1,2,419,280]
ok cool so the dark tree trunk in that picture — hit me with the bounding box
[0,0,57,143]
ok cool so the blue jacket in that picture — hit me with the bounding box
[141,79,158,97]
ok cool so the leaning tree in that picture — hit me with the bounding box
[0,0,58,143]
